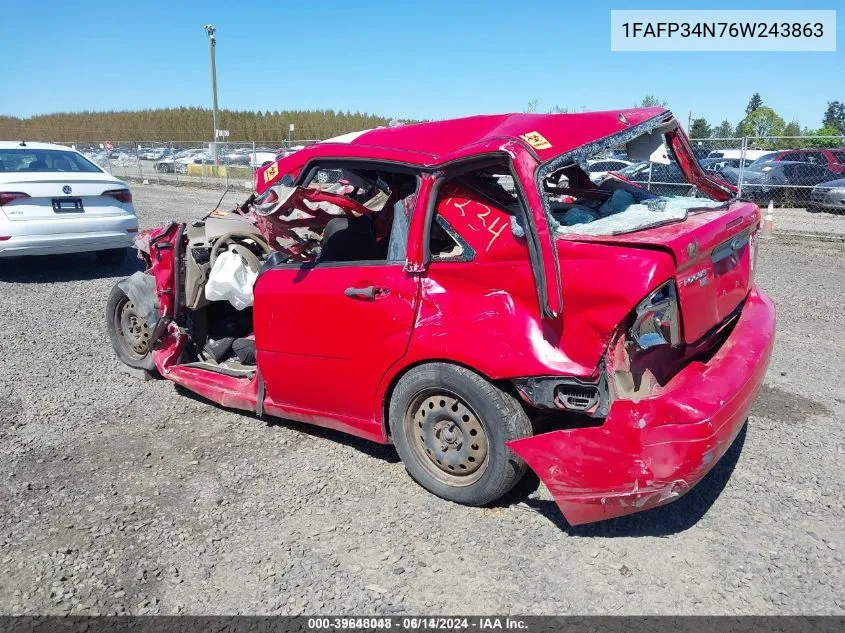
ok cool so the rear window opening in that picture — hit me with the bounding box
[543,163,725,236]
[541,133,728,237]
[0,148,103,173]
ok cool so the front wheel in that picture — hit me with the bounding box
[389,363,532,506]
[106,284,156,372]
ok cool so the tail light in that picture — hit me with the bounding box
[103,189,133,204]
[629,281,681,350]
[0,192,30,206]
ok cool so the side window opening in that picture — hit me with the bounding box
[430,163,524,262]
[259,164,419,265]
[430,215,467,261]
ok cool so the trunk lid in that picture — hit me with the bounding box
[565,200,759,343]
[0,173,131,221]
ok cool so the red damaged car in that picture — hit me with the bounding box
[106,107,775,525]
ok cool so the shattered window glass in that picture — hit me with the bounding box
[254,166,418,264]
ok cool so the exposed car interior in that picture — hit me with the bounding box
[175,165,419,377]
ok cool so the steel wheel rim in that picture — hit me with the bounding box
[405,390,490,487]
[114,297,150,360]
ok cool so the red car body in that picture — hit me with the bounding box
[119,108,775,525]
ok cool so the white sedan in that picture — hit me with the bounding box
[0,142,138,262]
[584,158,633,183]
[248,151,279,168]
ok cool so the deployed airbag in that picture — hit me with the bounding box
[205,250,257,310]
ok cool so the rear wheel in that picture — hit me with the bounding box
[389,363,532,506]
[106,284,156,372]
[96,248,127,265]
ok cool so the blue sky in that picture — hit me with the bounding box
[1,0,841,130]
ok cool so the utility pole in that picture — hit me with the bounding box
[688,111,692,132]
[204,24,219,164]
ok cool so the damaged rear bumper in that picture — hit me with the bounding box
[508,286,776,526]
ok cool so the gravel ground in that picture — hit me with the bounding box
[0,183,843,615]
[768,207,845,237]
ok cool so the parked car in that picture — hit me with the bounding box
[192,152,217,165]
[698,157,755,175]
[583,158,632,183]
[224,149,252,166]
[0,141,137,262]
[691,147,710,161]
[138,148,167,161]
[809,177,845,212]
[248,151,279,168]
[707,149,772,162]
[747,148,845,174]
[275,145,306,161]
[609,161,697,196]
[154,149,203,173]
[106,108,774,526]
[720,161,838,204]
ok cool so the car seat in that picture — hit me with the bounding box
[319,216,379,262]
[385,194,416,262]
[28,159,48,170]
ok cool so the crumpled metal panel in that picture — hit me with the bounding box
[508,288,775,525]
[117,272,159,336]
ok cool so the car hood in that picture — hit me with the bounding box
[815,177,845,188]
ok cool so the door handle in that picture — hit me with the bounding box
[344,285,389,300]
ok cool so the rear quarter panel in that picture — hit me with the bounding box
[376,183,676,417]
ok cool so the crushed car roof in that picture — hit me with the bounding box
[257,107,671,191]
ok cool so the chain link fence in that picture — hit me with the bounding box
[49,135,845,211]
[590,135,844,211]
[50,139,321,191]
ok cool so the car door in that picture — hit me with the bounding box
[252,171,421,425]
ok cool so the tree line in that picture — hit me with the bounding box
[524,95,845,149]
[0,108,392,143]
[668,94,844,149]
[4,97,844,148]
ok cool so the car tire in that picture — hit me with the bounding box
[96,248,128,265]
[105,283,157,373]
[389,363,532,506]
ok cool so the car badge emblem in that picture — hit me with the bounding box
[686,239,698,258]
[62,185,72,195]
[682,269,708,287]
